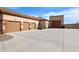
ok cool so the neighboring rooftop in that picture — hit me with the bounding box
[0,8,48,21]
[50,15,64,17]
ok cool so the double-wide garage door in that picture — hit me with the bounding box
[6,21,21,32]
[52,20,62,28]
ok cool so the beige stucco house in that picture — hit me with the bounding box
[0,8,49,34]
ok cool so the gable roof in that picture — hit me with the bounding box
[0,8,48,21]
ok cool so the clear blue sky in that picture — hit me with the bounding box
[6,7,79,24]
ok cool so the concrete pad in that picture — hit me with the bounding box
[0,29,79,52]
[3,29,63,52]
[64,29,79,52]
[0,42,4,52]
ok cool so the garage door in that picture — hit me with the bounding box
[23,22,30,30]
[52,20,62,28]
[31,23,36,29]
[6,21,21,32]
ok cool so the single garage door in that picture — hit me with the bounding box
[6,21,21,32]
[23,22,30,30]
[31,23,36,29]
[52,20,62,28]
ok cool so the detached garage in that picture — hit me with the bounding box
[0,8,39,34]
[0,8,49,34]
[6,21,21,32]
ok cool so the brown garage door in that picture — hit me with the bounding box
[52,20,62,28]
[31,23,36,29]
[23,22,30,30]
[6,21,21,32]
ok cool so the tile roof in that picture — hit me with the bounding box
[0,8,48,21]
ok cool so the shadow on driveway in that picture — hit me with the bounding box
[0,34,13,41]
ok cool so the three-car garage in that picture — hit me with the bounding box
[5,21,37,33]
[0,8,49,34]
[4,20,37,33]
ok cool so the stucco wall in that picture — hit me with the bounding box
[0,13,3,33]
[44,21,49,28]
[38,21,49,29]
[2,14,39,31]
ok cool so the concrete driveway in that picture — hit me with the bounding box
[0,29,79,52]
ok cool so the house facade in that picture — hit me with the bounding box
[0,8,49,34]
[49,15,64,28]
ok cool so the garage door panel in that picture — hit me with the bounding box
[6,21,21,32]
[31,23,36,29]
[52,20,61,28]
[23,22,30,30]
